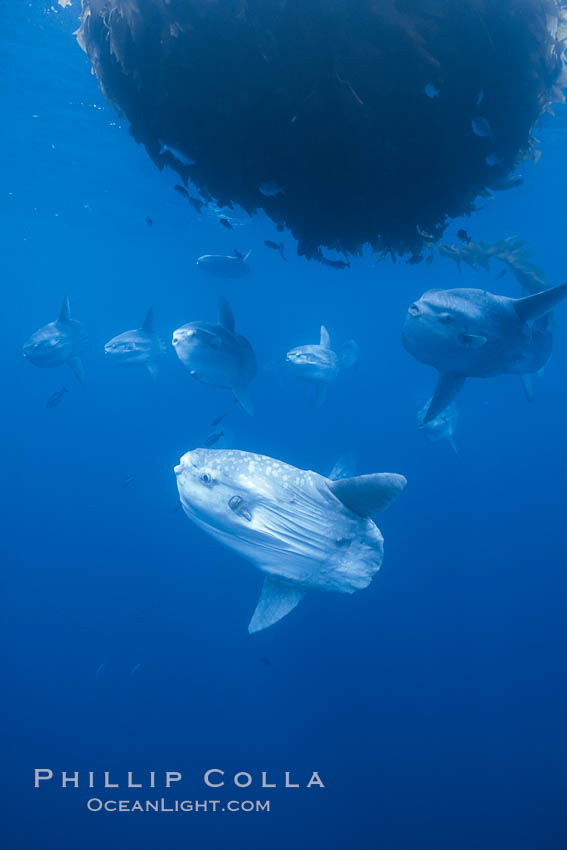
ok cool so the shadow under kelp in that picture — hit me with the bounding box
[78,0,566,260]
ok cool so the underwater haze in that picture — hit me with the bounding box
[1,3,567,849]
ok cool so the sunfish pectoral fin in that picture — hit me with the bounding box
[232,385,254,415]
[59,294,71,323]
[514,281,567,323]
[458,333,487,348]
[141,308,154,333]
[147,362,158,380]
[218,296,235,333]
[315,383,327,407]
[329,473,407,517]
[319,325,331,348]
[248,577,305,634]
[448,436,458,456]
[520,373,534,403]
[68,355,84,384]
[424,374,465,424]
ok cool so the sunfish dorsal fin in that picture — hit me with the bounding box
[218,296,235,333]
[514,281,567,323]
[248,577,305,633]
[329,473,406,517]
[141,308,153,333]
[424,373,465,424]
[59,294,71,323]
[320,325,331,348]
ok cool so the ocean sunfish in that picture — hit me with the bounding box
[104,308,165,379]
[175,448,406,633]
[172,297,257,414]
[23,295,86,383]
[402,282,567,422]
[196,249,251,278]
[286,325,359,406]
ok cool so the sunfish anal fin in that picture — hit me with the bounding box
[424,374,465,424]
[233,385,254,415]
[316,383,328,407]
[520,374,534,403]
[218,296,235,333]
[68,355,84,384]
[514,281,567,323]
[248,577,305,634]
[329,473,407,517]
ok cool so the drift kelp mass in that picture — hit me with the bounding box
[78,0,567,259]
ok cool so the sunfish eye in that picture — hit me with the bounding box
[439,312,452,323]
[408,303,420,316]
[200,472,213,485]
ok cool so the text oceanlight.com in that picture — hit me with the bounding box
[33,769,325,813]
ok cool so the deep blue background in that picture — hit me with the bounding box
[1,3,566,848]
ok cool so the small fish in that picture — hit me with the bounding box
[204,430,224,448]
[45,386,68,408]
[145,216,153,227]
[314,249,350,270]
[174,184,189,199]
[264,240,287,261]
[476,89,484,106]
[121,474,137,488]
[487,175,524,192]
[219,217,234,231]
[210,411,230,427]
[485,152,502,167]
[188,195,205,214]
[472,116,494,139]
[130,661,143,676]
[159,141,195,167]
[418,399,458,454]
[457,229,471,245]
[495,267,507,280]
[95,661,106,676]
[424,82,440,99]
[259,180,286,197]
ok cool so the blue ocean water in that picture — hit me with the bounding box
[2,3,567,848]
